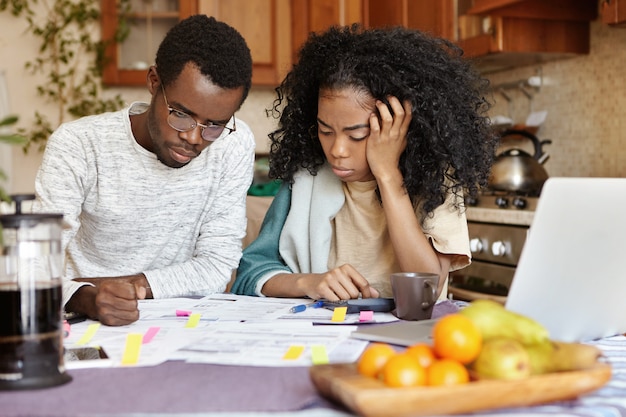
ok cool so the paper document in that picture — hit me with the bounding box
[64,294,391,368]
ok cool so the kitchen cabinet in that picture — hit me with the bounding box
[291,0,364,63]
[101,1,198,86]
[197,0,362,86]
[102,0,599,87]
[362,0,597,74]
[457,0,598,73]
[198,0,292,86]
[467,0,597,20]
[102,0,291,87]
[365,0,455,40]
[601,0,626,26]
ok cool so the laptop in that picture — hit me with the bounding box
[351,177,626,345]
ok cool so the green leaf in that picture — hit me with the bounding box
[0,133,27,145]
[0,115,19,127]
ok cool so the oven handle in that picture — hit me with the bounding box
[448,286,507,305]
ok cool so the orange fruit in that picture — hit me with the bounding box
[405,343,436,369]
[432,313,482,364]
[380,353,427,388]
[357,343,396,378]
[426,359,470,386]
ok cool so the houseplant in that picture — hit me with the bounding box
[0,0,128,152]
[0,115,27,202]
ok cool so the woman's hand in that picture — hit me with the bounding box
[262,264,380,300]
[366,96,412,182]
[365,97,449,290]
[298,264,380,300]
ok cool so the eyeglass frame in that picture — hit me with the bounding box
[160,84,236,142]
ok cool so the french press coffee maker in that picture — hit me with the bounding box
[0,194,71,390]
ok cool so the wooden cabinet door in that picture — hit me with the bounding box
[458,0,597,73]
[199,0,291,86]
[469,0,597,21]
[101,1,198,86]
[366,0,455,40]
[291,0,363,64]
[602,0,626,26]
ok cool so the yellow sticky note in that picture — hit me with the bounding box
[283,345,305,360]
[331,306,347,322]
[185,313,202,328]
[76,323,100,346]
[311,345,329,365]
[121,333,143,365]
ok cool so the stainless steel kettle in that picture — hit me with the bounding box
[489,130,552,196]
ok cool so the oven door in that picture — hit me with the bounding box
[448,259,516,304]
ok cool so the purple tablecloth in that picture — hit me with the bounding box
[0,362,340,416]
[5,302,624,417]
[0,301,461,416]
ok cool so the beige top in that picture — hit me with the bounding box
[328,181,470,298]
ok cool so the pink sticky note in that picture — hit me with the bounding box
[359,310,374,322]
[176,310,192,317]
[63,320,71,338]
[142,326,160,344]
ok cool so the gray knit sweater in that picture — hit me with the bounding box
[33,103,255,305]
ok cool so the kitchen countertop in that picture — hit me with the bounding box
[466,207,534,226]
[244,196,535,229]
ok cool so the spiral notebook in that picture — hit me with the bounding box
[351,177,626,345]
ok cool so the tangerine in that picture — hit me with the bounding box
[357,343,396,378]
[405,343,436,369]
[432,313,482,364]
[380,353,427,388]
[426,358,470,386]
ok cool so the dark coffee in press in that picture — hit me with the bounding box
[0,283,69,389]
[0,194,70,390]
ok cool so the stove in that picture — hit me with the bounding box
[465,191,539,215]
[448,191,538,303]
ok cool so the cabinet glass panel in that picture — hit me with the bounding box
[119,0,179,70]
[456,0,489,42]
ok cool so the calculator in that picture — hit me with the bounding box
[321,298,396,314]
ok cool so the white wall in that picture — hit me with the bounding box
[0,13,46,193]
[0,69,14,192]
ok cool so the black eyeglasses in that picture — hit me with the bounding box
[161,85,236,141]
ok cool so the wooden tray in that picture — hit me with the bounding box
[310,362,611,417]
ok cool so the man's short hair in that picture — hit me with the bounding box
[155,15,252,102]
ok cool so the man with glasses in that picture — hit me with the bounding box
[33,15,255,326]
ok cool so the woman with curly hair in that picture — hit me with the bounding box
[231,24,498,301]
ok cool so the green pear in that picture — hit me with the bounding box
[471,338,531,380]
[459,300,550,346]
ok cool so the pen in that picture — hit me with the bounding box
[290,300,324,313]
[63,312,87,325]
